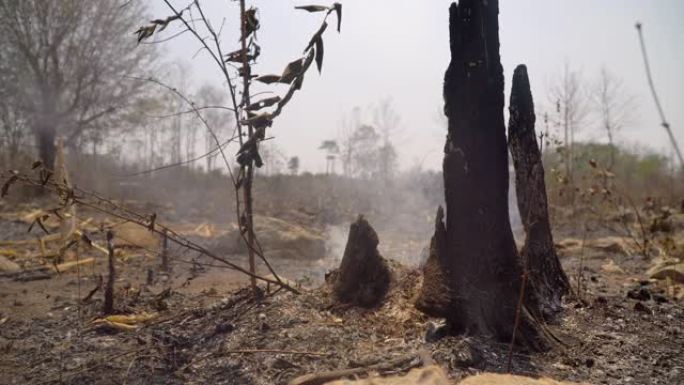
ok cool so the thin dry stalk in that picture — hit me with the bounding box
[161,228,169,272]
[576,222,589,303]
[103,230,115,315]
[239,0,257,292]
[635,23,683,168]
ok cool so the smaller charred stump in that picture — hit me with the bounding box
[508,65,571,318]
[331,215,391,307]
[414,206,451,318]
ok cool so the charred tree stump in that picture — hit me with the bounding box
[331,215,391,307]
[416,1,547,350]
[508,65,571,318]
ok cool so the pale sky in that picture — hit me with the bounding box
[147,1,684,172]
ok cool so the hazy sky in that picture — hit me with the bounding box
[148,1,684,172]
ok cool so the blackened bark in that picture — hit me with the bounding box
[508,65,570,318]
[417,1,546,350]
[331,215,391,307]
[415,206,451,317]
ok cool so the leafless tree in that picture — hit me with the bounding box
[373,99,400,182]
[548,62,590,197]
[338,102,399,180]
[259,142,287,176]
[0,40,27,166]
[592,67,635,170]
[191,85,228,173]
[0,0,154,169]
[351,124,380,180]
[339,107,363,177]
[319,140,339,175]
[288,156,300,175]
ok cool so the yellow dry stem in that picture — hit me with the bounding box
[91,320,138,332]
[39,238,47,258]
[104,312,159,325]
[53,257,95,273]
[0,249,19,257]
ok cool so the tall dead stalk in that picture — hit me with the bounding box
[239,0,257,290]
[133,1,342,293]
[635,22,683,169]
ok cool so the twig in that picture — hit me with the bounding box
[288,355,415,385]
[177,348,330,373]
[116,134,239,177]
[219,348,330,356]
[36,347,153,385]
[507,260,528,372]
[81,275,103,303]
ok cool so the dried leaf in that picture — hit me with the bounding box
[134,25,156,43]
[314,38,324,73]
[333,3,342,32]
[280,59,304,84]
[224,48,249,63]
[295,5,330,12]
[245,96,281,111]
[240,112,273,129]
[245,8,259,37]
[1,175,18,197]
[255,74,281,84]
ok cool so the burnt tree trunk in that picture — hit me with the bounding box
[417,1,546,350]
[36,123,57,170]
[508,65,570,318]
[331,215,391,307]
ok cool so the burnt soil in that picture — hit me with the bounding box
[0,206,683,385]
